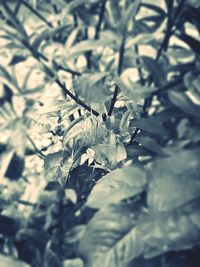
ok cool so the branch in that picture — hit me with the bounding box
[27,136,46,159]
[135,45,145,85]
[129,1,185,144]
[85,0,107,69]
[14,0,23,16]
[94,0,107,40]
[108,34,126,116]
[55,79,99,116]
[21,0,53,28]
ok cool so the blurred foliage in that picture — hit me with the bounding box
[0,0,200,266]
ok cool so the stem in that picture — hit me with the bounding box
[108,33,126,116]
[135,45,145,85]
[85,0,107,69]
[27,136,45,159]
[22,0,53,28]
[129,1,185,144]
[14,0,23,16]
[94,0,107,40]
[55,79,99,116]
[18,199,36,207]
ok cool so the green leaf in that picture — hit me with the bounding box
[44,151,70,181]
[91,142,127,169]
[31,24,70,50]
[139,198,200,258]
[148,149,200,212]
[63,259,84,267]
[0,254,30,267]
[9,55,26,66]
[8,120,27,158]
[169,91,200,118]
[113,76,157,101]
[118,0,141,34]
[66,40,116,60]
[142,56,166,86]
[0,148,14,180]
[133,117,169,137]
[137,135,163,155]
[79,202,144,267]
[126,19,165,49]
[86,165,147,209]
[74,72,111,104]
[141,3,166,16]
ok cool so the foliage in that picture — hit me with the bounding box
[0,0,200,266]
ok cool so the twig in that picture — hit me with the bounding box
[27,136,46,159]
[129,1,185,144]
[14,0,23,16]
[18,199,36,207]
[135,45,145,85]
[108,34,126,116]
[94,0,107,40]
[55,79,99,116]
[85,0,107,69]
[21,0,53,28]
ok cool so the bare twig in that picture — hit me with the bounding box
[108,34,126,116]
[14,0,23,16]
[135,45,145,85]
[27,136,46,159]
[22,0,53,28]
[55,79,99,116]
[94,0,107,40]
[129,1,185,144]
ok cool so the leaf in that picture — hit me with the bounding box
[74,72,111,104]
[137,135,163,155]
[139,198,200,258]
[66,39,115,60]
[0,148,14,180]
[92,142,127,168]
[168,91,200,118]
[125,19,166,49]
[141,3,166,16]
[142,56,166,86]
[44,151,69,181]
[63,258,84,267]
[0,254,30,267]
[9,55,26,66]
[133,117,169,137]
[86,165,147,209]
[31,24,70,50]
[178,33,200,54]
[79,202,144,267]
[118,0,141,34]
[66,0,86,13]
[37,99,70,114]
[0,214,19,237]
[8,120,27,158]
[148,149,200,212]
[16,229,48,252]
[113,76,158,101]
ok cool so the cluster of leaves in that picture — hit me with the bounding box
[0,0,200,266]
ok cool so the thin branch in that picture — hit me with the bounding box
[129,1,185,144]
[18,199,36,207]
[14,0,23,16]
[94,0,107,40]
[108,34,126,116]
[135,45,145,85]
[85,0,107,69]
[55,79,99,116]
[27,136,46,159]
[21,0,53,28]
